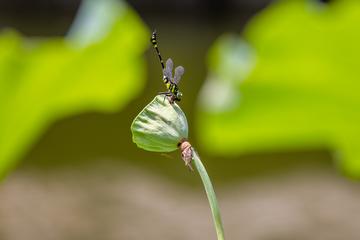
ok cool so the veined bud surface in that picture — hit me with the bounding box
[131,95,189,152]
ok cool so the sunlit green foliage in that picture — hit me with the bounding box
[0,0,148,178]
[198,0,360,176]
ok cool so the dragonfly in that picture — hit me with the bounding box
[151,30,185,103]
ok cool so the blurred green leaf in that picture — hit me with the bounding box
[0,0,148,178]
[198,0,360,176]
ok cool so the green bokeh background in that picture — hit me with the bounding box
[1,0,360,239]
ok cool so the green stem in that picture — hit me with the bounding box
[192,148,225,240]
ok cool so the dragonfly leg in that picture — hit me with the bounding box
[158,91,170,102]
[158,91,175,103]
[158,91,172,95]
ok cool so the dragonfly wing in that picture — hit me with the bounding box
[173,66,185,84]
[163,58,173,79]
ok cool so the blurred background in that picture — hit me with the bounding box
[1,0,360,239]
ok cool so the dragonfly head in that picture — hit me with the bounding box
[176,91,183,101]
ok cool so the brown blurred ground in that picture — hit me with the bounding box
[1,163,360,240]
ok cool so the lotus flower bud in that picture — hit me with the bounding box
[131,95,189,153]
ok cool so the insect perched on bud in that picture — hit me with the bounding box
[151,31,185,104]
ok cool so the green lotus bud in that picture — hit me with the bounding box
[131,95,189,153]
